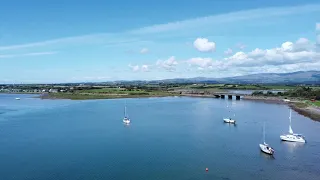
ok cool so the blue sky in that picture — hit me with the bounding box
[1,0,320,83]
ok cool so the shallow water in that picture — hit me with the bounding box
[0,94,319,180]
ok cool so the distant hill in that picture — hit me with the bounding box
[45,71,320,85]
[157,71,320,84]
[218,71,320,84]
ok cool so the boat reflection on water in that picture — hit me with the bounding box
[223,122,237,128]
[281,141,305,153]
[260,151,275,160]
[123,123,130,127]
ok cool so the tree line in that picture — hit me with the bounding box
[252,87,320,100]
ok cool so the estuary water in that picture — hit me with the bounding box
[0,94,319,180]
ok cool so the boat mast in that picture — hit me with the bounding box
[289,109,293,134]
[263,122,266,144]
[124,101,127,117]
[289,109,292,124]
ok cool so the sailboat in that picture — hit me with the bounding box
[123,101,130,124]
[223,101,236,124]
[280,109,305,143]
[259,123,275,155]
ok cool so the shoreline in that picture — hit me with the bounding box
[288,103,320,121]
[0,92,41,94]
[38,93,180,100]
[242,95,320,121]
[3,92,319,121]
[242,95,287,104]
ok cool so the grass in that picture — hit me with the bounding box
[263,85,296,90]
[78,88,126,93]
[311,101,320,107]
[293,102,309,108]
[183,84,297,90]
[41,91,179,100]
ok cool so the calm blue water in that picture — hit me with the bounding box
[0,94,319,180]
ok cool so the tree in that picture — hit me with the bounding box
[277,92,283,96]
[267,91,274,96]
[252,91,263,96]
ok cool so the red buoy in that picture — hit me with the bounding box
[205,168,208,171]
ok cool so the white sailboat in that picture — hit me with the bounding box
[259,123,275,155]
[15,98,20,100]
[223,101,236,124]
[280,109,305,143]
[123,101,130,124]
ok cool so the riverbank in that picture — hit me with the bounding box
[0,92,41,94]
[289,102,320,121]
[37,93,320,121]
[242,95,287,104]
[243,95,320,121]
[39,92,180,100]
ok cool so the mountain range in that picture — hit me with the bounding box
[49,71,320,85]
[147,71,320,84]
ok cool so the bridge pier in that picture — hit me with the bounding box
[214,95,220,98]
[236,95,241,100]
[228,95,232,99]
[221,95,225,99]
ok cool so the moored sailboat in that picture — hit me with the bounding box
[123,101,130,124]
[259,123,275,155]
[223,102,236,124]
[280,109,305,143]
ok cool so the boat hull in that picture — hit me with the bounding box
[223,118,236,124]
[259,144,274,155]
[280,135,305,143]
[123,118,130,124]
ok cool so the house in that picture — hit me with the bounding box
[49,89,58,93]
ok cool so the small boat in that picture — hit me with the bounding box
[260,143,275,155]
[15,98,20,100]
[123,101,130,124]
[223,118,236,124]
[259,123,275,155]
[223,102,236,124]
[280,109,306,143]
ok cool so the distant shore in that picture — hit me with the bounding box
[4,92,319,121]
[242,95,320,121]
[0,92,41,94]
[38,92,179,100]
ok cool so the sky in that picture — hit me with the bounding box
[0,0,320,83]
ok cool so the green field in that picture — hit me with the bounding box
[312,101,320,107]
[77,88,151,95]
[181,84,299,90]
[42,89,179,100]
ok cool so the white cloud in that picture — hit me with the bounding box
[128,64,149,72]
[224,48,233,55]
[187,57,212,67]
[141,65,149,72]
[187,57,214,70]
[156,56,178,71]
[316,23,320,31]
[140,48,149,54]
[0,33,143,51]
[236,43,246,50]
[128,64,140,72]
[224,38,319,67]
[184,37,320,75]
[129,4,320,34]
[0,51,58,59]
[317,35,320,44]
[193,38,216,52]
